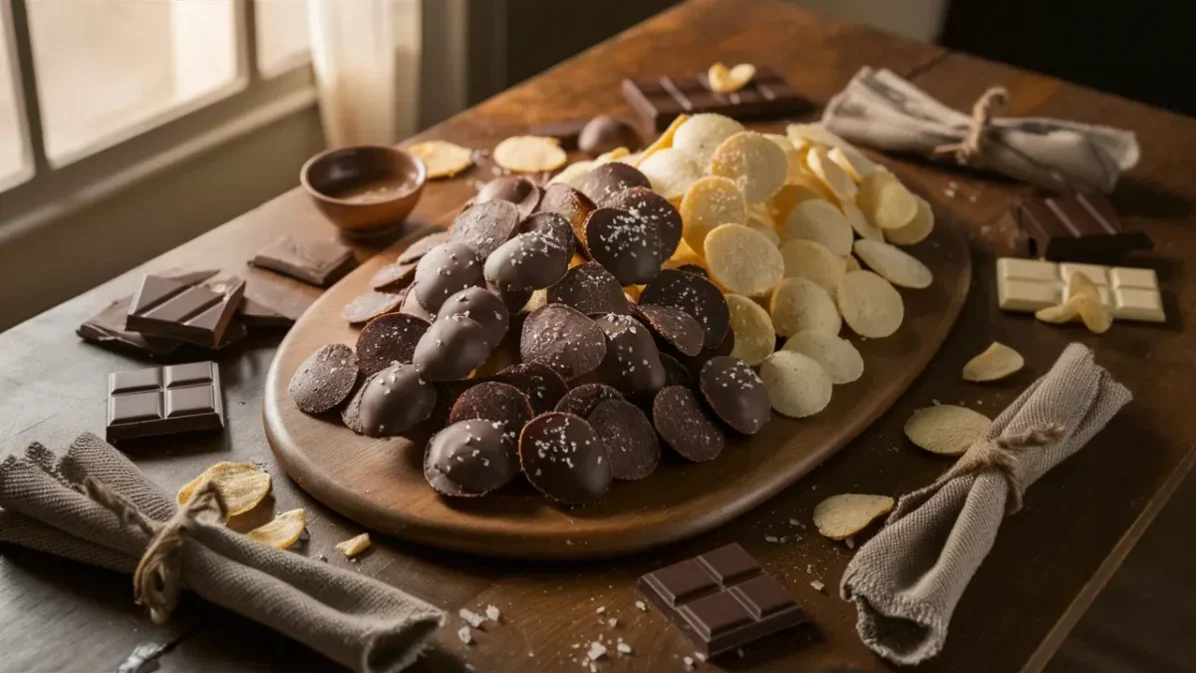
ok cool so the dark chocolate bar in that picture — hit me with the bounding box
[126,274,245,348]
[250,235,357,287]
[1014,192,1151,262]
[106,362,225,442]
[637,543,806,657]
[622,67,810,131]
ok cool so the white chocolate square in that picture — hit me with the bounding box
[1114,288,1166,322]
[1060,263,1110,286]
[999,257,1059,283]
[996,257,1164,323]
[1064,284,1113,309]
[999,279,1061,312]
[1110,267,1158,290]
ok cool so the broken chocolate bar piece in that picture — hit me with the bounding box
[126,274,245,348]
[1014,192,1151,262]
[622,67,809,131]
[106,362,225,442]
[638,543,806,657]
[250,235,357,287]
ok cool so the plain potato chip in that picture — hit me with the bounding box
[779,239,845,294]
[770,276,841,337]
[826,146,875,182]
[768,180,828,224]
[680,175,746,255]
[786,123,880,176]
[663,238,706,271]
[782,330,864,384]
[962,341,1024,382]
[782,199,854,256]
[764,133,805,184]
[246,509,307,549]
[805,146,857,202]
[708,131,788,203]
[336,532,372,558]
[853,239,933,289]
[708,62,757,93]
[633,113,689,167]
[842,201,884,242]
[594,147,631,164]
[725,294,777,366]
[745,204,781,246]
[884,195,935,246]
[704,224,784,297]
[1068,272,1113,334]
[672,113,746,169]
[493,136,567,173]
[178,462,272,518]
[759,350,833,418]
[813,494,894,540]
[637,148,702,201]
[837,270,903,338]
[1035,296,1083,324]
[904,405,992,456]
[844,255,861,272]
[548,160,594,190]
[857,171,918,231]
[408,140,474,179]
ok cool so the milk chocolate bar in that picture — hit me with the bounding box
[250,235,357,287]
[1013,192,1151,262]
[106,362,225,442]
[622,67,809,131]
[126,274,245,348]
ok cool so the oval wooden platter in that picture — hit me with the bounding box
[264,204,971,560]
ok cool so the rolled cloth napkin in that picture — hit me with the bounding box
[821,67,1140,193]
[0,433,444,673]
[840,343,1131,665]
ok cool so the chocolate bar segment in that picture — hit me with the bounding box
[250,235,357,287]
[637,543,806,656]
[622,67,810,131]
[126,275,245,348]
[1014,192,1151,262]
[107,362,225,441]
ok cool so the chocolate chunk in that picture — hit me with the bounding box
[355,312,429,376]
[436,286,510,346]
[519,412,612,504]
[79,270,220,357]
[520,211,576,257]
[538,184,596,255]
[126,274,245,349]
[584,207,662,286]
[1013,192,1152,262]
[414,242,485,312]
[579,162,651,206]
[622,67,810,131]
[594,313,666,395]
[448,381,533,446]
[449,199,521,258]
[474,176,542,219]
[554,382,623,418]
[289,344,360,414]
[399,284,435,320]
[700,356,770,435]
[370,260,418,291]
[604,187,683,263]
[653,385,724,462]
[342,288,407,325]
[237,297,290,329]
[660,353,693,387]
[547,261,629,315]
[484,231,571,291]
[413,314,492,381]
[637,543,806,656]
[398,230,450,265]
[355,363,437,437]
[250,235,357,287]
[587,398,659,480]
[640,269,730,350]
[529,118,590,150]
[106,362,225,442]
[578,115,643,155]
[520,305,606,380]
[490,362,569,415]
[424,419,519,497]
[634,303,704,357]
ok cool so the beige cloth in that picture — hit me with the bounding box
[840,344,1131,665]
[822,67,1140,194]
[0,433,444,673]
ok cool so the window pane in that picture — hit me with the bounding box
[256,0,311,76]
[0,10,28,184]
[26,0,238,164]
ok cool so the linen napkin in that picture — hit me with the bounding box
[821,67,1140,194]
[840,343,1130,665]
[0,433,444,673]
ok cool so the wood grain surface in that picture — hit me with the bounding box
[3,1,1196,672]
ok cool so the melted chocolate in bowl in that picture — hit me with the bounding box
[301,145,427,235]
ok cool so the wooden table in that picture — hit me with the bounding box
[2,1,1194,671]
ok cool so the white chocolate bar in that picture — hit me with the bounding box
[997,257,1165,323]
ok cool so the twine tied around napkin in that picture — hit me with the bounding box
[840,344,1131,665]
[932,86,1008,166]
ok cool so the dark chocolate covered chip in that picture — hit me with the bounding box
[674,263,709,278]
[660,353,693,387]
[584,207,661,286]
[519,412,612,504]
[413,314,492,381]
[448,381,533,447]
[652,385,725,462]
[356,312,430,377]
[436,286,510,346]
[554,382,623,418]
[578,116,642,155]
[414,242,485,312]
[398,231,450,265]
[520,304,606,380]
[538,183,596,255]
[424,419,520,497]
[399,283,435,321]
[369,259,418,291]
[341,288,407,325]
[640,268,730,350]
[340,380,367,432]
[355,363,437,437]
[603,187,682,263]
[633,303,704,357]
[491,362,569,415]
[580,162,651,206]
[493,283,533,313]
[547,261,629,316]
[448,199,521,258]
[289,343,359,414]
[484,231,571,291]
[674,326,735,377]
[587,398,659,480]
[474,176,542,219]
[699,356,770,435]
[520,211,575,257]
[593,313,666,395]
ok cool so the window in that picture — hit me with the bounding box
[257,0,312,77]
[0,6,29,187]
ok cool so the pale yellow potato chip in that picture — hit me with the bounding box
[826,146,877,182]
[764,133,805,184]
[852,239,933,289]
[805,146,857,202]
[492,136,567,173]
[844,255,861,272]
[842,201,884,242]
[664,238,706,270]
[786,123,880,176]
[962,342,1024,382]
[813,494,894,540]
[680,175,747,256]
[633,114,689,167]
[704,224,784,297]
[904,405,992,456]
[779,239,845,294]
[178,462,272,518]
[638,148,702,201]
[768,181,827,224]
[246,509,307,550]
[884,195,935,246]
[770,277,841,337]
[708,131,788,204]
[672,113,745,169]
[335,532,372,558]
[837,270,903,338]
[548,160,594,189]
[1035,296,1083,324]
[745,203,780,245]
[759,350,833,418]
[624,285,643,302]
[617,151,642,165]
[857,171,918,230]
[708,62,756,93]
[725,294,777,366]
[594,147,631,164]
[408,140,474,179]
[781,199,853,256]
[1068,272,1113,334]
[522,288,549,314]
[782,330,864,384]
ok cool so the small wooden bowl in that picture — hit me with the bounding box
[301,145,426,237]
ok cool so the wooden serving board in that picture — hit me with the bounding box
[264,202,971,560]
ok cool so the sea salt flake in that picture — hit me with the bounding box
[617,642,632,654]
[485,604,501,621]
[595,606,606,614]
[810,580,825,592]
[635,600,647,612]
[587,641,607,660]
[457,626,472,644]
[459,608,486,628]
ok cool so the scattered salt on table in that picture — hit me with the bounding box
[457,626,472,644]
[635,600,647,612]
[810,580,825,592]
[587,642,607,661]
[459,608,486,628]
[485,605,501,622]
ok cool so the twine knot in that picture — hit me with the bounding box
[934,85,1008,166]
[935,423,1064,514]
[84,477,226,624]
